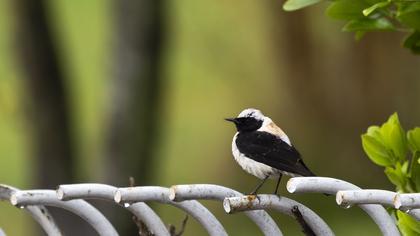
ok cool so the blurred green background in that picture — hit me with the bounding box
[1,0,420,235]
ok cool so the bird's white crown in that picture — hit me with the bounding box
[237,108,265,121]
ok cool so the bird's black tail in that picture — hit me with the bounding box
[297,159,316,177]
[297,160,331,196]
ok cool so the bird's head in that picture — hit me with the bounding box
[225,108,265,132]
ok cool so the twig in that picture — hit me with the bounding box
[168,215,189,236]
[291,206,316,236]
[128,177,154,236]
[133,216,154,236]
[129,177,136,187]
[175,215,188,236]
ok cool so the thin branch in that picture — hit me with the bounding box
[291,206,316,236]
[168,215,188,236]
[133,216,154,236]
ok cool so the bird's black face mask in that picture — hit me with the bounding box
[225,117,263,132]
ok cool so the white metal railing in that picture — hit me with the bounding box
[1,177,418,235]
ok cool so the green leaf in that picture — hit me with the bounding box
[362,134,393,166]
[343,18,395,32]
[410,152,420,192]
[385,165,406,189]
[363,1,390,17]
[381,113,408,162]
[403,31,420,55]
[397,211,420,234]
[397,3,420,31]
[326,0,368,20]
[408,128,420,152]
[398,2,420,15]
[402,160,409,174]
[367,126,385,143]
[283,0,322,11]
[398,221,419,236]
[396,1,420,14]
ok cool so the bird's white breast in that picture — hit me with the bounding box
[232,133,281,179]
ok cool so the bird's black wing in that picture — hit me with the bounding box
[235,131,315,176]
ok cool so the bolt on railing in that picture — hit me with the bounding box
[1,177,418,236]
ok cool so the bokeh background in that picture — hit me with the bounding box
[1,0,420,235]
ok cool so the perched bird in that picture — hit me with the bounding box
[226,108,315,195]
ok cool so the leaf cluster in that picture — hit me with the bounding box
[361,113,420,235]
[283,0,420,54]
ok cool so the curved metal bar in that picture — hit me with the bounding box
[115,186,228,236]
[223,194,334,236]
[287,177,400,236]
[0,185,62,235]
[57,184,169,236]
[405,209,420,221]
[336,190,396,207]
[10,190,118,236]
[169,184,282,236]
[394,193,420,210]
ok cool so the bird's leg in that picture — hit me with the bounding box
[249,176,269,195]
[274,174,283,195]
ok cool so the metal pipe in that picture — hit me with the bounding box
[394,193,420,210]
[223,194,334,236]
[0,185,62,235]
[169,184,282,236]
[115,186,228,236]
[57,184,169,236]
[10,190,118,236]
[336,190,396,207]
[57,183,117,201]
[287,177,400,236]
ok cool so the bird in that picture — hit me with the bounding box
[225,108,315,195]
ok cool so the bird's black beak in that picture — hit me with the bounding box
[225,118,237,124]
